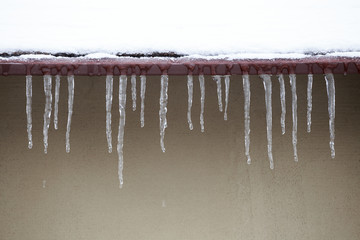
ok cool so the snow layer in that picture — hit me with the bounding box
[1,0,359,57]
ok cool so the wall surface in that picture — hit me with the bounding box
[0,74,359,240]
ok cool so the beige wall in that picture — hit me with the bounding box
[0,74,359,240]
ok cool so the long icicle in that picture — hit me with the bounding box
[54,75,60,130]
[224,75,230,121]
[43,75,52,154]
[131,74,136,111]
[289,74,298,162]
[187,75,194,130]
[117,75,127,188]
[159,75,169,152]
[140,75,146,128]
[26,75,33,149]
[199,74,205,132]
[278,74,286,135]
[325,73,336,158]
[213,75,223,112]
[260,74,274,169]
[243,74,251,164]
[106,75,113,153]
[66,75,74,153]
[307,74,313,133]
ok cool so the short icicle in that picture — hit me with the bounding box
[260,74,274,169]
[117,75,127,188]
[26,75,33,149]
[212,75,223,112]
[66,75,75,153]
[278,74,286,135]
[242,74,251,164]
[43,75,52,154]
[325,73,336,158]
[159,75,169,152]
[307,74,313,133]
[199,74,205,132]
[187,75,194,130]
[106,75,114,153]
[131,74,136,111]
[54,75,60,130]
[140,75,146,128]
[289,74,298,162]
[224,75,230,121]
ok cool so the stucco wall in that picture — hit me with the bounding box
[0,74,359,240]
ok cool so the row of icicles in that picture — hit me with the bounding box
[25,73,336,188]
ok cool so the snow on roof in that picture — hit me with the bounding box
[1,0,360,58]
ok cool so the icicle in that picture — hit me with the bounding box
[199,74,205,132]
[212,75,223,112]
[140,75,146,128]
[289,74,298,162]
[159,75,169,152]
[66,75,74,153]
[325,73,336,158]
[260,74,274,169]
[307,74,313,133]
[43,75,52,154]
[187,75,194,130]
[278,74,286,135]
[54,75,60,130]
[224,75,230,121]
[117,75,127,188]
[26,75,33,149]
[105,75,113,153]
[242,74,251,164]
[131,74,136,111]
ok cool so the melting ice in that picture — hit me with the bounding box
[43,75,52,154]
[159,75,169,152]
[66,75,74,153]
[54,75,60,130]
[140,75,146,128]
[325,73,336,158]
[199,74,205,132]
[117,75,127,188]
[307,74,313,133]
[277,74,286,135]
[242,74,251,164]
[26,75,33,149]
[187,75,194,130]
[131,74,137,111]
[106,75,114,153]
[224,75,230,121]
[213,75,223,112]
[289,74,298,162]
[260,74,274,169]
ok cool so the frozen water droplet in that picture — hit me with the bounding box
[325,73,336,158]
[187,75,194,130]
[26,75,33,149]
[224,75,230,121]
[66,75,74,153]
[106,75,114,153]
[243,74,251,164]
[43,75,52,154]
[289,74,298,162]
[118,75,127,188]
[277,74,286,135]
[54,75,60,130]
[307,74,313,133]
[131,74,137,111]
[159,75,169,152]
[42,180,46,188]
[260,74,274,169]
[199,74,205,133]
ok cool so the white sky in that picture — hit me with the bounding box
[1,0,359,55]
